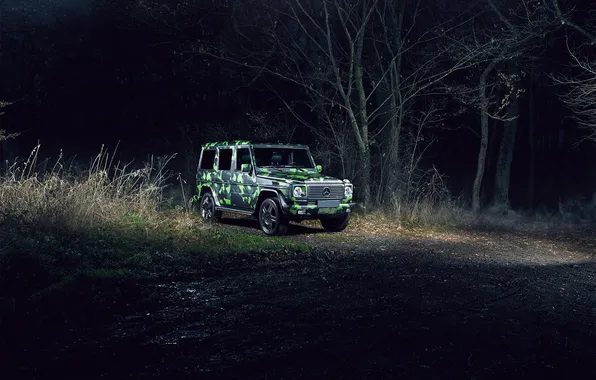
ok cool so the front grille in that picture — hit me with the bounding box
[307,184,344,200]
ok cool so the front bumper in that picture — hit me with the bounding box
[279,196,355,218]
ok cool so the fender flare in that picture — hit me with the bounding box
[256,188,290,215]
[194,184,222,206]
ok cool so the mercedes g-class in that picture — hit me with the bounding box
[193,141,355,235]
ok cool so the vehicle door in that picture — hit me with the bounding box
[230,146,258,210]
[213,147,234,206]
[197,148,216,192]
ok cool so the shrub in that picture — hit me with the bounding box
[0,145,175,230]
[385,166,470,227]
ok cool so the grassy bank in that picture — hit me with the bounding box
[0,147,308,322]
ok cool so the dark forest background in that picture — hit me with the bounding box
[1,0,596,216]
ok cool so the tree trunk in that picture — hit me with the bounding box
[353,0,372,209]
[382,1,405,202]
[324,0,372,209]
[360,145,372,208]
[492,105,519,207]
[492,63,521,208]
[472,59,500,213]
[528,71,536,210]
[346,107,371,209]
[355,78,372,209]
[375,77,393,201]
[483,117,501,203]
[473,110,490,213]
[383,65,403,201]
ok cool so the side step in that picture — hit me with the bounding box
[215,206,254,216]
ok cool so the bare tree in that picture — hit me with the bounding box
[447,0,558,212]
[215,0,495,208]
[552,0,596,44]
[279,0,379,207]
[129,0,555,211]
[202,0,379,207]
[553,43,596,143]
[301,102,357,180]
[245,109,298,142]
[551,0,596,144]
[402,100,444,202]
[370,0,490,202]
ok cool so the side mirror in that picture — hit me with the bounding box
[241,163,252,173]
[316,164,323,173]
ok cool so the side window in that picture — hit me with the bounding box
[200,149,216,170]
[218,148,233,171]
[236,148,251,170]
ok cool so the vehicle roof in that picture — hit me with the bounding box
[202,141,309,149]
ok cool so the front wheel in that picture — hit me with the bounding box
[320,214,350,232]
[200,192,222,223]
[258,198,288,236]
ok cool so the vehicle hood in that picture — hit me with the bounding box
[255,168,341,183]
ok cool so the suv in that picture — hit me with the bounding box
[193,141,355,235]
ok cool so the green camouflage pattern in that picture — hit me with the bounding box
[194,141,355,219]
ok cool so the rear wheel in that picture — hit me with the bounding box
[200,192,221,223]
[320,214,350,232]
[258,198,288,236]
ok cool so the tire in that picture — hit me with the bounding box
[199,192,222,223]
[320,214,350,232]
[258,198,289,236]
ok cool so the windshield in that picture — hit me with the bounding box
[253,147,315,169]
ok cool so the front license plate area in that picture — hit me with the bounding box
[317,200,340,208]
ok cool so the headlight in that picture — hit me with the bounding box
[344,185,353,197]
[292,186,306,198]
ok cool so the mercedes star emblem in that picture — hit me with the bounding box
[322,187,331,197]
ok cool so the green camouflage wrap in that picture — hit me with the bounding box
[194,141,355,218]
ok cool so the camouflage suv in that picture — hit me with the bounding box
[193,141,355,235]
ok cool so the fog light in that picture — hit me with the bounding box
[298,210,306,215]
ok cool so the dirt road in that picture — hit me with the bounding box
[6,218,596,379]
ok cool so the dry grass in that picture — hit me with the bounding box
[0,146,309,305]
[0,145,308,256]
[335,198,592,242]
[0,145,173,230]
[387,196,472,228]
